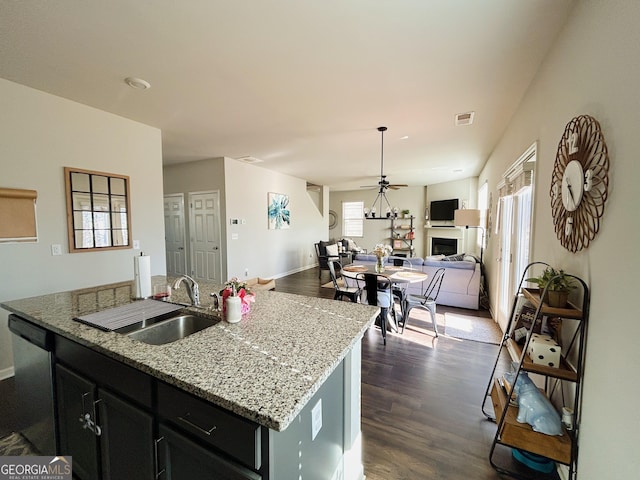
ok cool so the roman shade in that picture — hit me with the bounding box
[0,187,38,242]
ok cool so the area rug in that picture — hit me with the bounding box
[321,279,344,288]
[443,312,503,345]
[0,432,39,456]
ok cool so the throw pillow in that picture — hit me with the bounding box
[444,253,466,261]
[318,240,330,256]
[344,238,357,251]
[326,243,339,256]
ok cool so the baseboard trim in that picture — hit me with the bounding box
[272,263,317,279]
[0,366,15,381]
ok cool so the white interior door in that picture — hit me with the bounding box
[189,191,221,283]
[164,194,187,276]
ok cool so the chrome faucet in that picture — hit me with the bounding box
[172,275,200,307]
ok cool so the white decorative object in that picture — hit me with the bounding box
[527,333,561,368]
[225,296,242,323]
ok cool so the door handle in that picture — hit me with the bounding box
[178,247,184,250]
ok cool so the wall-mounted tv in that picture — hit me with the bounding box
[429,198,459,221]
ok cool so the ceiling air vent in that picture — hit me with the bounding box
[455,111,475,126]
[237,156,263,164]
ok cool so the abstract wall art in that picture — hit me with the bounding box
[268,192,290,229]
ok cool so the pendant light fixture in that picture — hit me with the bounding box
[361,126,407,219]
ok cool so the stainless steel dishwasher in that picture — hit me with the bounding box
[8,314,56,454]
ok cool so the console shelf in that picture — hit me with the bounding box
[481,262,589,480]
[490,378,572,465]
[389,216,415,257]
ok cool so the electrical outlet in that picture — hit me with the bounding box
[244,268,249,277]
[311,399,322,440]
[133,240,140,249]
[51,244,62,256]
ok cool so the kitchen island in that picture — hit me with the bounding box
[3,277,378,480]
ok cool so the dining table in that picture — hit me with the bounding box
[341,263,428,332]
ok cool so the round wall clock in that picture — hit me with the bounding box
[550,115,610,252]
[328,210,337,229]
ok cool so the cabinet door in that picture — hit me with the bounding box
[56,364,100,480]
[98,388,154,480]
[158,424,261,480]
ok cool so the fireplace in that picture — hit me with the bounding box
[432,237,458,256]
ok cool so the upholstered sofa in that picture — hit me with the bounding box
[349,253,481,310]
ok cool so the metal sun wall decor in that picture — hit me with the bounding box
[268,192,290,229]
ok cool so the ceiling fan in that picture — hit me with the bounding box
[361,126,408,191]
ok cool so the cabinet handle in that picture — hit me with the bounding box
[81,392,91,416]
[154,437,166,479]
[177,413,217,436]
[78,392,101,436]
[92,399,102,437]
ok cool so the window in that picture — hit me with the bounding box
[65,167,132,253]
[342,201,364,237]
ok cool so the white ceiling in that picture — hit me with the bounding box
[0,0,575,190]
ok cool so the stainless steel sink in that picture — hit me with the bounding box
[127,314,219,345]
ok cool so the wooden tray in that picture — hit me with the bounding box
[343,265,368,272]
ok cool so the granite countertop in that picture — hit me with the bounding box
[1,276,378,431]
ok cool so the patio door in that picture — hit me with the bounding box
[495,145,536,331]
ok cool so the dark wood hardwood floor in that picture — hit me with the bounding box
[0,267,559,479]
[279,268,559,480]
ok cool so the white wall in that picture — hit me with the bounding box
[425,177,479,256]
[0,79,165,376]
[479,1,639,477]
[224,158,326,279]
[164,157,326,282]
[330,186,426,256]
[163,157,227,279]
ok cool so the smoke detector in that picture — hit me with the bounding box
[455,111,475,126]
[125,77,151,90]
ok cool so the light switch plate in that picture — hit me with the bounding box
[51,244,62,256]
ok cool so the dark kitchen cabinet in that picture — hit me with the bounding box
[157,423,261,480]
[98,388,154,480]
[55,365,155,480]
[56,364,100,480]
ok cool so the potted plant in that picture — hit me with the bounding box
[526,267,576,307]
[401,209,411,219]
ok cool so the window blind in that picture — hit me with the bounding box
[342,201,364,237]
[0,187,38,242]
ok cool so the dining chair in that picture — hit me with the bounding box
[361,273,394,345]
[328,260,362,302]
[390,257,413,322]
[401,267,446,336]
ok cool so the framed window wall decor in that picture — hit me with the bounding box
[64,167,132,253]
